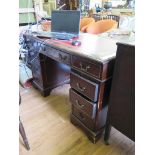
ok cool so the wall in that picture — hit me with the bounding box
[19,0,36,24]
[42,0,56,17]
[89,0,102,9]
[19,0,55,24]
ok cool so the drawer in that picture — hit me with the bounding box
[45,46,70,65]
[70,89,96,119]
[71,55,102,79]
[70,73,99,102]
[72,105,95,131]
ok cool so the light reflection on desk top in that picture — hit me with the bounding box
[33,32,134,63]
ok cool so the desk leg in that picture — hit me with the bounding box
[104,123,111,145]
[41,89,51,97]
[32,81,51,97]
[70,114,103,144]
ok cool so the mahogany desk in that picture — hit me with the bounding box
[24,33,120,143]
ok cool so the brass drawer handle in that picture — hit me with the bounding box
[75,100,85,109]
[79,62,90,72]
[76,83,86,92]
[59,53,67,61]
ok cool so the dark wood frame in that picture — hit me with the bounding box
[104,43,135,144]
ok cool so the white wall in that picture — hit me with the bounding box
[89,0,102,9]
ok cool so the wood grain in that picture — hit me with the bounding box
[19,84,134,155]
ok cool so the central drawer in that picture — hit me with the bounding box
[45,46,70,65]
[70,89,97,119]
[70,73,99,102]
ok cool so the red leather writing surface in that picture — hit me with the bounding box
[46,37,79,48]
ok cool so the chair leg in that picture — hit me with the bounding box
[19,118,30,150]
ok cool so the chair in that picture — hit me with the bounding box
[104,14,120,28]
[19,93,30,150]
[80,17,95,33]
[86,19,118,34]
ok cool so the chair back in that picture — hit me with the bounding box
[86,19,118,34]
[80,17,95,32]
[104,14,120,27]
[92,14,102,21]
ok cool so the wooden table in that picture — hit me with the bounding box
[23,32,134,143]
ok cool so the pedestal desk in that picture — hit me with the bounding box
[23,33,119,143]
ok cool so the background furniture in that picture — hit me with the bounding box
[104,14,120,28]
[86,19,118,34]
[111,8,134,16]
[104,42,135,144]
[19,94,30,150]
[23,33,118,143]
[92,13,102,21]
[56,0,70,10]
[80,17,95,32]
[56,0,80,10]
[79,0,90,13]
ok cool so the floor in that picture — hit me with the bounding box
[19,84,135,155]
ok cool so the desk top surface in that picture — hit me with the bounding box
[29,32,134,63]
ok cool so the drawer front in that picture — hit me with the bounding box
[45,46,70,65]
[70,89,96,119]
[71,55,102,79]
[72,106,95,130]
[70,73,98,102]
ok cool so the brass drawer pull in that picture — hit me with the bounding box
[75,100,85,109]
[76,83,86,92]
[79,62,90,72]
[59,53,67,61]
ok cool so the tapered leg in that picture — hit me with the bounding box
[19,118,30,150]
[104,124,111,145]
